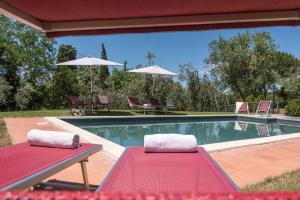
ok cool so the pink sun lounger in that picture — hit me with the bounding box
[0,142,102,191]
[97,147,239,193]
[256,100,272,116]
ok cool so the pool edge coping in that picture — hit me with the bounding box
[46,115,300,159]
[45,117,125,159]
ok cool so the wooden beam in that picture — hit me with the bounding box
[45,10,300,32]
[0,1,43,31]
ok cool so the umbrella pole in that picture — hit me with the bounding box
[90,66,93,110]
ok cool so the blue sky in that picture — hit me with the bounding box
[57,26,300,74]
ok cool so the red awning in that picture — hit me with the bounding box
[1,0,300,37]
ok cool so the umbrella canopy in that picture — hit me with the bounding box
[128,65,178,76]
[56,56,122,110]
[128,65,178,96]
[1,0,300,37]
[56,56,123,66]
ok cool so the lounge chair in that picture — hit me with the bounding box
[235,102,249,114]
[97,147,239,193]
[95,95,110,111]
[149,98,176,111]
[255,100,272,116]
[68,96,84,108]
[0,142,102,191]
[256,124,270,136]
[127,97,143,109]
[68,96,86,116]
[127,97,156,114]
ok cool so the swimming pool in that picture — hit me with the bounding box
[62,116,300,147]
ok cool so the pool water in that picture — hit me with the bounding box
[80,120,300,147]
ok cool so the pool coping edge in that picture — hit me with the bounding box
[45,117,125,159]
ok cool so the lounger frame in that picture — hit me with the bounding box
[1,144,102,191]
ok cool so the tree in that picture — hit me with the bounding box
[0,14,56,110]
[167,82,187,111]
[123,61,128,71]
[0,78,12,110]
[54,45,78,107]
[179,63,200,110]
[146,51,156,66]
[206,31,296,101]
[98,43,109,89]
[15,81,35,110]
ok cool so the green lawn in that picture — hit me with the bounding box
[242,168,300,192]
[0,109,71,118]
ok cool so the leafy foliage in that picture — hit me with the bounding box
[285,99,300,116]
[206,32,299,101]
[15,82,35,110]
[0,14,56,110]
[0,78,12,110]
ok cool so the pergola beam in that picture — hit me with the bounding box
[39,10,300,32]
[0,1,43,31]
[0,1,300,36]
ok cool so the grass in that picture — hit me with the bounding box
[242,168,300,192]
[0,109,71,118]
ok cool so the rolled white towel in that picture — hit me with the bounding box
[27,129,80,149]
[144,134,197,153]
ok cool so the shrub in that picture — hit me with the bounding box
[15,83,35,111]
[0,78,12,109]
[285,99,300,116]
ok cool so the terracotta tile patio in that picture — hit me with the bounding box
[211,139,300,186]
[4,117,300,188]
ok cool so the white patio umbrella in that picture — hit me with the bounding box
[128,65,178,95]
[128,65,178,76]
[56,56,123,66]
[56,56,123,107]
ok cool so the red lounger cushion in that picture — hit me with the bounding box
[0,142,97,189]
[98,147,238,193]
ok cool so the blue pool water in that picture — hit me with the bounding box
[70,118,300,147]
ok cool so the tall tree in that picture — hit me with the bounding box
[123,61,128,71]
[54,45,78,107]
[99,43,109,90]
[146,51,156,66]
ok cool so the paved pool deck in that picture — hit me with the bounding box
[4,117,300,188]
